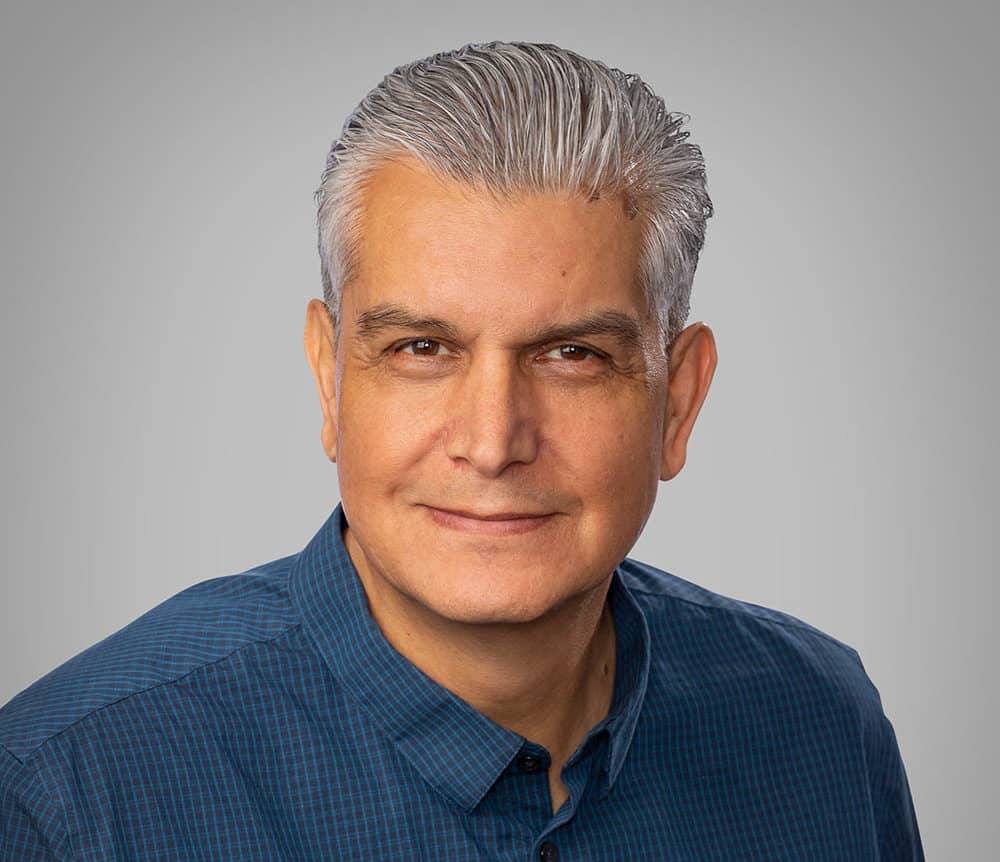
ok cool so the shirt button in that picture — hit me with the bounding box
[517,754,544,773]
[539,842,559,862]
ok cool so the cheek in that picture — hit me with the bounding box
[547,395,662,489]
[544,399,660,560]
[337,379,442,478]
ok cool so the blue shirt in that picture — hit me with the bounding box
[0,504,923,860]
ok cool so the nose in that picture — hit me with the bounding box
[444,353,539,477]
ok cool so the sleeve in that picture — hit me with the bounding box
[0,745,73,862]
[848,650,925,861]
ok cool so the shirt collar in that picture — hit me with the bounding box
[602,565,651,789]
[289,503,650,810]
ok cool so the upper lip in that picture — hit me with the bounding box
[426,506,553,521]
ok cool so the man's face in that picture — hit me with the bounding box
[318,156,677,624]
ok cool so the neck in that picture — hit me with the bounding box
[344,526,617,769]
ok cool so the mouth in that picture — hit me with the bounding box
[420,504,558,536]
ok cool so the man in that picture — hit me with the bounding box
[0,40,922,860]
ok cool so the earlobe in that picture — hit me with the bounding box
[304,298,339,462]
[659,322,718,481]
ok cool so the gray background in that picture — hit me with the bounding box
[1,0,995,856]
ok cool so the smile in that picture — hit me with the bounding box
[421,505,557,536]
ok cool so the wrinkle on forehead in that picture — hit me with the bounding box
[345,154,654,349]
[357,155,644,273]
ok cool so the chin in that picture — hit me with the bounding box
[403,561,575,626]
[421,595,563,626]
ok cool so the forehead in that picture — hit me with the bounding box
[348,156,649,326]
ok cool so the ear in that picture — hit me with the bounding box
[304,298,339,462]
[660,322,718,481]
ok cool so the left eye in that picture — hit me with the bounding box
[542,344,599,361]
[398,339,453,356]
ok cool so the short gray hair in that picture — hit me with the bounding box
[315,40,712,350]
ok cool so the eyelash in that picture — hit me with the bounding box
[392,339,605,363]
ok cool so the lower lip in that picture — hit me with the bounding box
[423,506,557,536]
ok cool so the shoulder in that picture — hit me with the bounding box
[619,559,923,852]
[619,557,881,713]
[0,554,300,763]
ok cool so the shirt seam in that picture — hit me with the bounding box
[1,741,77,861]
[13,621,303,764]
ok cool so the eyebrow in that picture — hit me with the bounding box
[353,303,646,353]
[527,310,645,353]
[354,304,463,343]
